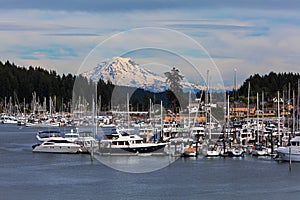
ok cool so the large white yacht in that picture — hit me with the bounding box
[276,136,300,162]
[0,115,18,124]
[32,138,82,153]
[98,129,166,155]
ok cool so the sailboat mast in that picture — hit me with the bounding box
[298,79,300,131]
[277,91,281,145]
[247,82,250,119]
[293,90,295,136]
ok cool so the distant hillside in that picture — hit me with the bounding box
[0,60,76,111]
[237,72,300,101]
[0,60,174,112]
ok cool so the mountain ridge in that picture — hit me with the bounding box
[81,56,205,92]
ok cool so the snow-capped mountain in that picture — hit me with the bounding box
[81,57,204,92]
[81,57,167,92]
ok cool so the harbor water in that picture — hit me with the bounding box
[1,124,300,200]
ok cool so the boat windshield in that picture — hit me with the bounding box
[121,132,130,136]
[38,131,61,138]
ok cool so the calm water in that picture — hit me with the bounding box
[1,124,300,200]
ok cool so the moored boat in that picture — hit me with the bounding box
[206,144,221,157]
[227,147,245,157]
[251,143,269,156]
[276,136,300,162]
[98,129,166,155]
[182,145,197,157]
[32,138,82,153]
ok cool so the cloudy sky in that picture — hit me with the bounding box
[1,0,300,88]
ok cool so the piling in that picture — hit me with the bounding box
[289,147,292,172]
[90,141,94,161]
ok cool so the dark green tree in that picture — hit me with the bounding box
[164,67,184,113]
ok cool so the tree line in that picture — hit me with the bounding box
[3,60,297,114]
[0,61,76,112]
[237,72,300,104]
[0,61,180,113]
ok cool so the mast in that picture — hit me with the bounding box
[277,91,281,146]
[298,79,300,131]
[227,94,230,141]
[206,70,211,140]
[256,92,259,143]
[288,83,291,136]
[293,90,295,136]
[92,95,95,137]
[188,90,191,130]
[24,98,26,126]
[247,82,250,119]
[95,81,98,136]
[261,91,264,137]
[161,100,163,140]
[127,93,129,130]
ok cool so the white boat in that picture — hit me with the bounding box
[206,149,220,157]
[0,115,18,124]
[206,144,221,157]
[227,147,245,157]
[276,136,300,162]
[32,138,82,153]
[251,143,269,156]
[98,129,166,155]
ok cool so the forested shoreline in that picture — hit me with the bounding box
[1,60,299,113]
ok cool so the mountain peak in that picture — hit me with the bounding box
[81,57,205,92]
[82,57,167,92]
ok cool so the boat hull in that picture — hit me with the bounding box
[32,143,81,154]
[206,150,220,157]
[276,147,300,162]
[98,143,166,155]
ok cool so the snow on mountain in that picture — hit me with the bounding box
[81,57,204,92]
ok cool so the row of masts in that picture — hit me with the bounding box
[1,92,66,116]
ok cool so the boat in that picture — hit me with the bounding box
[227,147,245,157]
[98,129,166,155]
[0,115,18,124]
[32,138,82,153]
[251,143,269,156]
[182,145,197,157]
[206,144,221,157]
[276,136,300,162]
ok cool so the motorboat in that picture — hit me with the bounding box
[0,115,18,124]
[251,143,269,156]
[276,136,300,162]
[98,129,166,155]
[227,147,245,157]
[32,138,82,153]
[182,145,197,157]
[206,144,221,157]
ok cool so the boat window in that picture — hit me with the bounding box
[121,132,129,136]
[291,142,300,146]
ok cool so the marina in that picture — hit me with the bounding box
[2,1,300,199]
[0,123,300,200]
